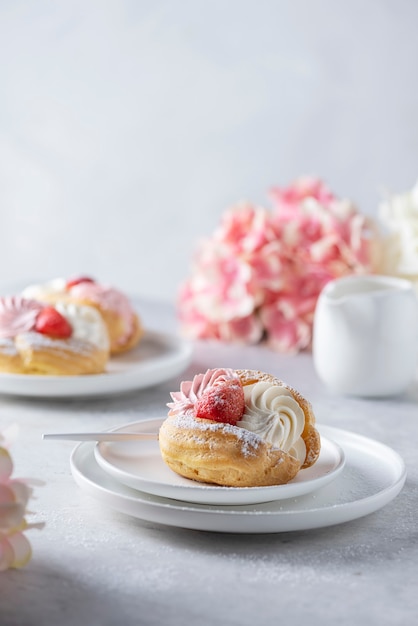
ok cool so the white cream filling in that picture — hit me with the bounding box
[55,302,109,351]
[22,278,66,301]
[237,381,306,463]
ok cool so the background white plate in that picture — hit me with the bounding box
[0,330,192,398]
[71,425,406,533]
[94,418,345,505]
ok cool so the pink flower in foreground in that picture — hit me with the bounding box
[178,178,380,352]
[0,427,43,571]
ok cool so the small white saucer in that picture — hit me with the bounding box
[94,418,345,505]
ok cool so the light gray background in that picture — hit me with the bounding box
[1,0,417,300]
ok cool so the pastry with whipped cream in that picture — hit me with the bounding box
[0,296,110,375]
[159,368,321,488]
[22,276,143,354]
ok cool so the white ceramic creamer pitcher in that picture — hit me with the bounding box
[312,275,418,396]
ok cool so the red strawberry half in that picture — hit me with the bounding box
[66,276,95,289]
[35,307,72,339]
[194,380,245,425]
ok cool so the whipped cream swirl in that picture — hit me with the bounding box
[54,302,109,351]
[237,381,306,463]
[70,282,135,344]
[22,278,67,301]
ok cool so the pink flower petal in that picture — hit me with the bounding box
[8,480,32,508]
[0,536,15,571]
[0,448,13,480]
[0,501,26,530]
[6,531,32,569]
[0,432,42,570]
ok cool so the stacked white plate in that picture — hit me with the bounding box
[71,417,406,534]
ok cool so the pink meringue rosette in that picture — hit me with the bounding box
[167,368,239,416]
[0,297,43,339]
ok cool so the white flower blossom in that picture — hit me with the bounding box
[379,181,418,276]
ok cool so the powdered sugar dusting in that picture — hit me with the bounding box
[0,337,18,356]
[16,331,97,356]
[169,411,263,458]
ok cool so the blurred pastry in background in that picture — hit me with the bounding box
[0,296,109,375]
[22,276,143,354]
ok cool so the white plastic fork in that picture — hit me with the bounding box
[43,432,159,442]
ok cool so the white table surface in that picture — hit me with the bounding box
[1,298,417,626]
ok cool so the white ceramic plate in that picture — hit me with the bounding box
[93,419,345,505]
[0,331,192,398]
[70,425,406,533]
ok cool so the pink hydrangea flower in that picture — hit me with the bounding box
[178,178,380,352]
[0,426,43,571]
[269,176,336,215]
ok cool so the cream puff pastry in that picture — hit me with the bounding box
[22,276,143,354]
[159,368,321,488]
[0,296,109,375]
